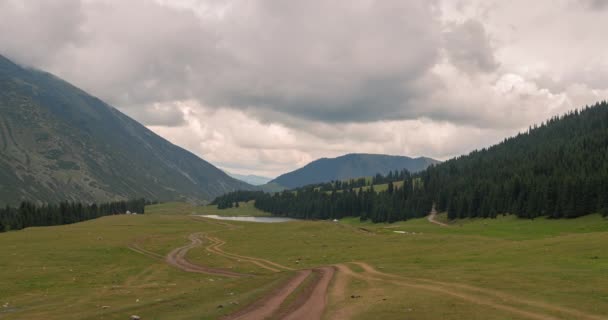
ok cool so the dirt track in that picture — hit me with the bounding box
[128,219,605,320]
[283,267,335,320]
[205,235,293,272]
[225,267,336,320]
[225,270,312,320]
[427,206,449,226]
[347,262,605,320]
[165,233,246,278]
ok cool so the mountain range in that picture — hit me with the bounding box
[268,153,439,189]
[227,172,272,186]
[0,54,252,206]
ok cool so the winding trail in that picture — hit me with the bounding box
[427,206,449,227]
[128,218,606,320]
[165,233,246,278]
[205,235,293,272]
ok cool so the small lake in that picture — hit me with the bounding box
[196,215,297,223]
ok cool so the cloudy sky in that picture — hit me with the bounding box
[1,0,607,177]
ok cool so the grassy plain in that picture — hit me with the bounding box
[0,203,607,319]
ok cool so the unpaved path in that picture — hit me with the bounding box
[427,206,449,227]
[225,267,336,320]
[165,233,246,278]
[350,262,605,320]
[283,267,335,320]
[128,242,164,260]
[225,270,312,320]
[205,235,293,272]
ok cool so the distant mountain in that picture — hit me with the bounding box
[0,54,252,206]
[227,172,272,186]
[269,153,439,189]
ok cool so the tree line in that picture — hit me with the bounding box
[255,176,431,222]
[214,102,608,221]
[428,102,608,219]
[0,198,146,232]
[212,172,432,223]
[211,190,266,209]
[294,169,413,193]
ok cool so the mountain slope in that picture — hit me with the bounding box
[0,54,252,205]
[227,172,272,186]
[269,153,439,189]
[224,102,608,222]
[427,102,608,219]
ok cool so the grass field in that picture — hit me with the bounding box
[1,203,607,319]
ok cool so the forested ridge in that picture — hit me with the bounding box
[214,102,608,222]
[0,199,145,232]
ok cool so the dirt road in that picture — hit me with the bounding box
[283,267,335,320]
[225,270,311,320]
[225,267,335,320]
[427,206,449,226]
[345,262,605,320]
[205,235,293,273]
[165,233,246,277]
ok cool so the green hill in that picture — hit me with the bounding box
[269,153,438,189]
[0,54,252,205]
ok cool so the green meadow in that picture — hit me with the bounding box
[1,202,607,319]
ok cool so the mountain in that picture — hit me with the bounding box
[0,54,252,206]
[225,102,608,223]
[427,102,608,219]
[269,153,439,189]
[227,172,272,186]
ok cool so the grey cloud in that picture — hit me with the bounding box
[0,0,602,135]
[443,19,499,73]
[0,0,446,125]
[0,0,85,66]
[121,103,186,127]
[579,0,608,10]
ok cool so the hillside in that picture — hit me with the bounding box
[269,153,438,189]
[0,54,252,205]
[227,172,272,186]
[429,102,608,219]
[221,102,608,222]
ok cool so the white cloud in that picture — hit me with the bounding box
[1,0,606,176]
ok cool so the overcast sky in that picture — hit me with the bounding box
[1,0,607,177]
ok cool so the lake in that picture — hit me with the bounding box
[196,215,297,223]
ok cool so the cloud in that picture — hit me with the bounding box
[0,0,85,65]
[148,101,516,177]
[443,19,499,73]
[579,0,608,10]
[1,0,607,176]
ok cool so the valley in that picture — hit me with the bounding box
[2,3,608,319]
[1,202,606,319]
